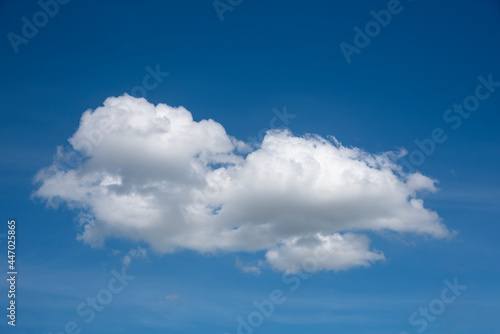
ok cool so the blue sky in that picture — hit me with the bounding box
[1,0,500,333]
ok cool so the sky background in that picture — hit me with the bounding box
[1,0,500,333]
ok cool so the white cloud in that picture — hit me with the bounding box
[34,95,453,273]
[235,256,261,275]
[266,233,385,274]
[122,246,148,269]
[164,294,179,303]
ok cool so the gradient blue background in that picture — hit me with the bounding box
[1,0,499,333]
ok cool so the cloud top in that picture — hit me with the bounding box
[34,95,452,273]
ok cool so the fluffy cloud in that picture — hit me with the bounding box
[266,233,385,274]
[34,95,452,273]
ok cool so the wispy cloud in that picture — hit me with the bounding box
[122,247,147,269]
[235,257,261,275]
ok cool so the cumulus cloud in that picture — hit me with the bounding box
[266,233,385,274]
[34,95,453,273]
